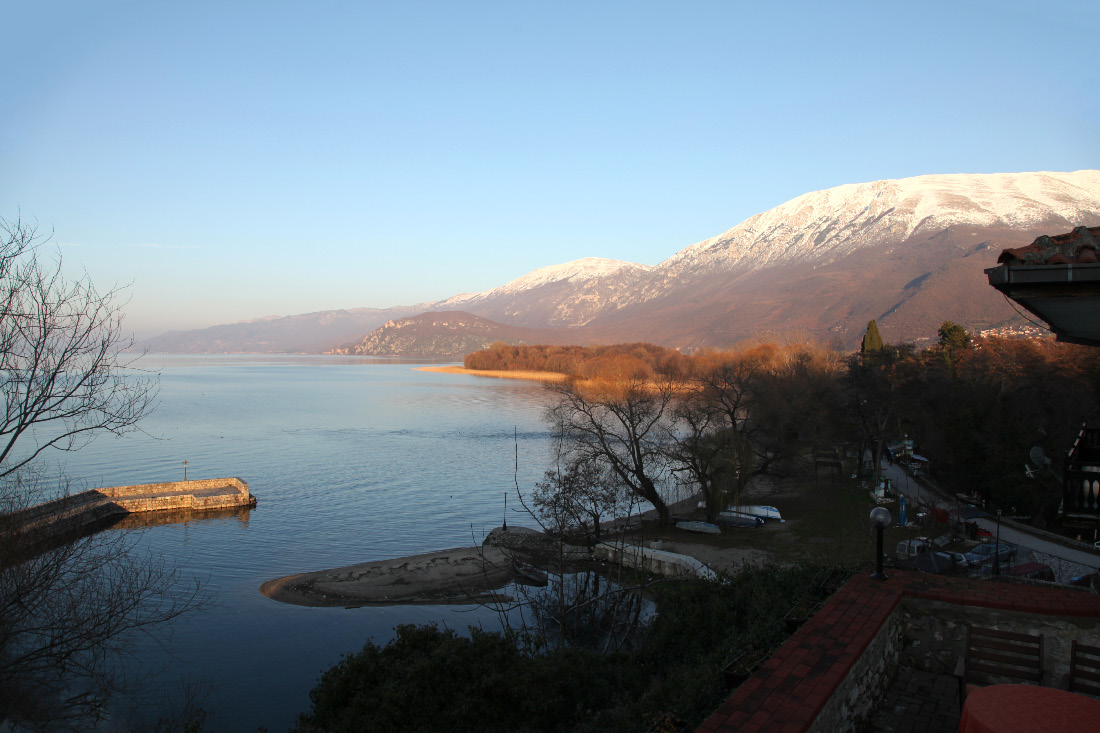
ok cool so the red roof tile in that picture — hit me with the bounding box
[700,569,1100,732]
[997,225,1100,265]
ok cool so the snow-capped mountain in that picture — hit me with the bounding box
[433,256,655,329]
[143,170,1100,354]
[446,258,652,302]
[661,171,1100,276]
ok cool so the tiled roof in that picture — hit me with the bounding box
[997,225,1100,266]
[699,569,1100,733]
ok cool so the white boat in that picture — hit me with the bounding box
[675,520,722,535]
[728,504,784,522]
[716,511,764,528]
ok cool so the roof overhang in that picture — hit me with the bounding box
[986,262,1100,347]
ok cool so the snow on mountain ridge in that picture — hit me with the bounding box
[662,170,1100,273]
[443,257,652,306]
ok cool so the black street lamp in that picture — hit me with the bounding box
[870,507,892,580]
[994,509,1002,577]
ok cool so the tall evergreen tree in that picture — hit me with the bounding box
[861,320,884,354]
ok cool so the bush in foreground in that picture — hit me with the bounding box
[294,564,847,732]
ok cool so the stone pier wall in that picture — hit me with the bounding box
[97,477,249,499]
[5,478,253,541]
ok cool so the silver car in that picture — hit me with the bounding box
[964,542,1017,567]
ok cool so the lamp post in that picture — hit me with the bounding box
[183,460,188,483]
[870,507,892,580]
[994,509,1002,577]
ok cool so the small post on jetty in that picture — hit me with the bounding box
[503,492,508,531]
[183,460,189,483]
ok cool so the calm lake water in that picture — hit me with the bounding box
[50,355,558,731]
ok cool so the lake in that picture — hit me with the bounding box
[48,355,560,731]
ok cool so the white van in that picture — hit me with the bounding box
[895,538,931,562]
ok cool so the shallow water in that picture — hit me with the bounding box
[46,355,558,730]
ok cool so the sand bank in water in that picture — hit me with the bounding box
[259,546,516,607]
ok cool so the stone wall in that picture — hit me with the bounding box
[6,478,253,542]
[897,596,1100,688]
[97,477,249,498]
[808,608,903,733]
[701,570,1100,733]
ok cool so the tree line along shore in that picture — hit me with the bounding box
[456,328,1099,526]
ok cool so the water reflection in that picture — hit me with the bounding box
[104,504,252,531]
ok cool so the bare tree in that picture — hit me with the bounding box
[675,348,787,517]
[666,395,743,523]
[546,373,676,526]
[0,217,197,729]
[669,344,842,520]
[533,457,621,541]
[0,218,155,479]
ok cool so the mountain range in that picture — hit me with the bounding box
[142,170,1100,355]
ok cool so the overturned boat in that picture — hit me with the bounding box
[675,520,722,535]
[728,505,784,522]
[715,511,764,528]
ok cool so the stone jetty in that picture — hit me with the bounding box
[5,478,254,542]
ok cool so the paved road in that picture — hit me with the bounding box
[880,462,1100,583]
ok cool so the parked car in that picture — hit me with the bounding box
[964,542,1017,567]
[1004,562,1055,582]
[907,550,962,575]
[941,551,968,566]
[895,538,932,563]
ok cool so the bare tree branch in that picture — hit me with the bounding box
[0,217,201,729]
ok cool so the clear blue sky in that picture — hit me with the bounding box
[2,1,1097,337]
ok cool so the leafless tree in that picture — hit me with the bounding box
[666,395,744,523]
[668,343,843,521]
[0,217,199,729]
[546,374,677,526]
[533,456,622,541]
[0,218,155,480]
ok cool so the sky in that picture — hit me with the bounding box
[2,1,1097,338]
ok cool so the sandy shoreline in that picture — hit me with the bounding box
[416,365,567,382]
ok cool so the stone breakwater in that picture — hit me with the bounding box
[5,478,254,541]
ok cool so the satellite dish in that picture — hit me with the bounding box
[1029,446,1052,469]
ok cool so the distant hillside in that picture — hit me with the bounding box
[139,306,424,353]
[346,311,577,356]
[141,170,1100,354]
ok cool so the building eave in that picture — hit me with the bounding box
[985,262,1100,347]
